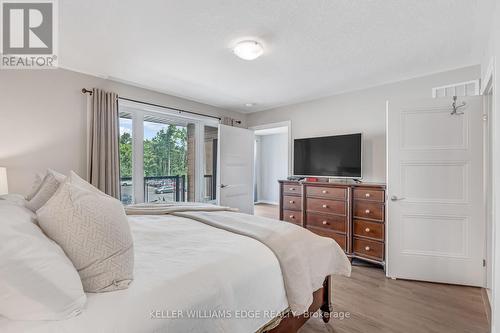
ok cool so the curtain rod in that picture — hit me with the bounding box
[81,88,222,121]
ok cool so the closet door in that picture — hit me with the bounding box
[387,97,485,287]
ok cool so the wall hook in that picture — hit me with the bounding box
[451,96,466,115]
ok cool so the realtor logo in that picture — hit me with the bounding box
[1,0,58,68]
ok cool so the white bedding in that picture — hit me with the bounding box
[0,214,289,333]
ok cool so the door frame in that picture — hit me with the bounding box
[250,121,292,204]
[483,63,494,292]
[118,99,219,204]
[482,57,497,332]
[250,121,292,175]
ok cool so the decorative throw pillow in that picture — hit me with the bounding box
[50,169,67,183]
[69,171,108,196]
[0,202,86,320]
[26,169,66,212]
[37,179,134,292]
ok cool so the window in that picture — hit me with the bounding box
[119,113,133,205]
[118,100,219,205]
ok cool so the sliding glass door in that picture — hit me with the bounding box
[143,116,188,203]
[118,100,219,205]
[202,125,218,203]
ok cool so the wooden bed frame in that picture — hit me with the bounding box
[266,276,332,333]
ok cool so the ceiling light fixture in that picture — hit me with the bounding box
[245,103,255,107]
[233,40,264,61]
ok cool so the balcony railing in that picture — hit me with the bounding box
[120,175,186,204]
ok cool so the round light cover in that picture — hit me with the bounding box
[233,40,264,60]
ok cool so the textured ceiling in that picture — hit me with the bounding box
[60,0,491,113]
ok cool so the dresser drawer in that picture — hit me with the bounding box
[353,219,384,241]
[307,198,346,215]
[353,188,385,202]
[307,226,346,251]
[353,201,384,221]
[353,238,384,261]
[307,213,346,233]
[306,186,346,200]
[283,195,302,211]
[282,210,302,225]
[283,184,301,195]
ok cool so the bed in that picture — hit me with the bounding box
[0,199,350,333]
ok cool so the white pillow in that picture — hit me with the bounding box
[26,170,66,201]
[50,169,69,183]
[26,170,66,212]
[37,178,134,292]
[0,202,86,320]
[69,171,108,196]
[25,173,43,200]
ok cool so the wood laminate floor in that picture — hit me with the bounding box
[254,203,280,219]
[254,204,490,333]
[299,266,489,333]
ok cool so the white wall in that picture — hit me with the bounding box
[0,68,246,195]
[247,66,481,183]
[255,133,288,204]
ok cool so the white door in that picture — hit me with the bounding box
[217,124,255,214]
[387,97,485,287]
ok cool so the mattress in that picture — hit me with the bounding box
[0,214,289,333]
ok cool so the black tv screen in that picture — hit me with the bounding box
[293,133,362,178]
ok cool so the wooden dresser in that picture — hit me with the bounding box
[279,180,386,267]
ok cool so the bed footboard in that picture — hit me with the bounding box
[264,276,332,333]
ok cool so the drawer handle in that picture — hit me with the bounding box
[322,220,328,225]
[365,209,371,214]
[322,204,328,208]
[322,190,328,194]
[365,193,371,198]
[365,227,371,233]
[289,188,295,191]
[289,215,295,219]
[289,200,295,204]
[365,246,371,251]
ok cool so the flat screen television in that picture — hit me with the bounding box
[293,133,362,178]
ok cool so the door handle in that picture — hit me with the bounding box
[390,195,406,201]
[220,184,229,189]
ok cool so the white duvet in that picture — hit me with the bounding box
[0,214,288,333]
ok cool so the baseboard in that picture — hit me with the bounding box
[255,200,279,205]
[481,288,491,326]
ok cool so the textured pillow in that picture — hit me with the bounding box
[69,171,108,196]
[37,180,134,292]
[26,170,66,212]
[0,202,86,320]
